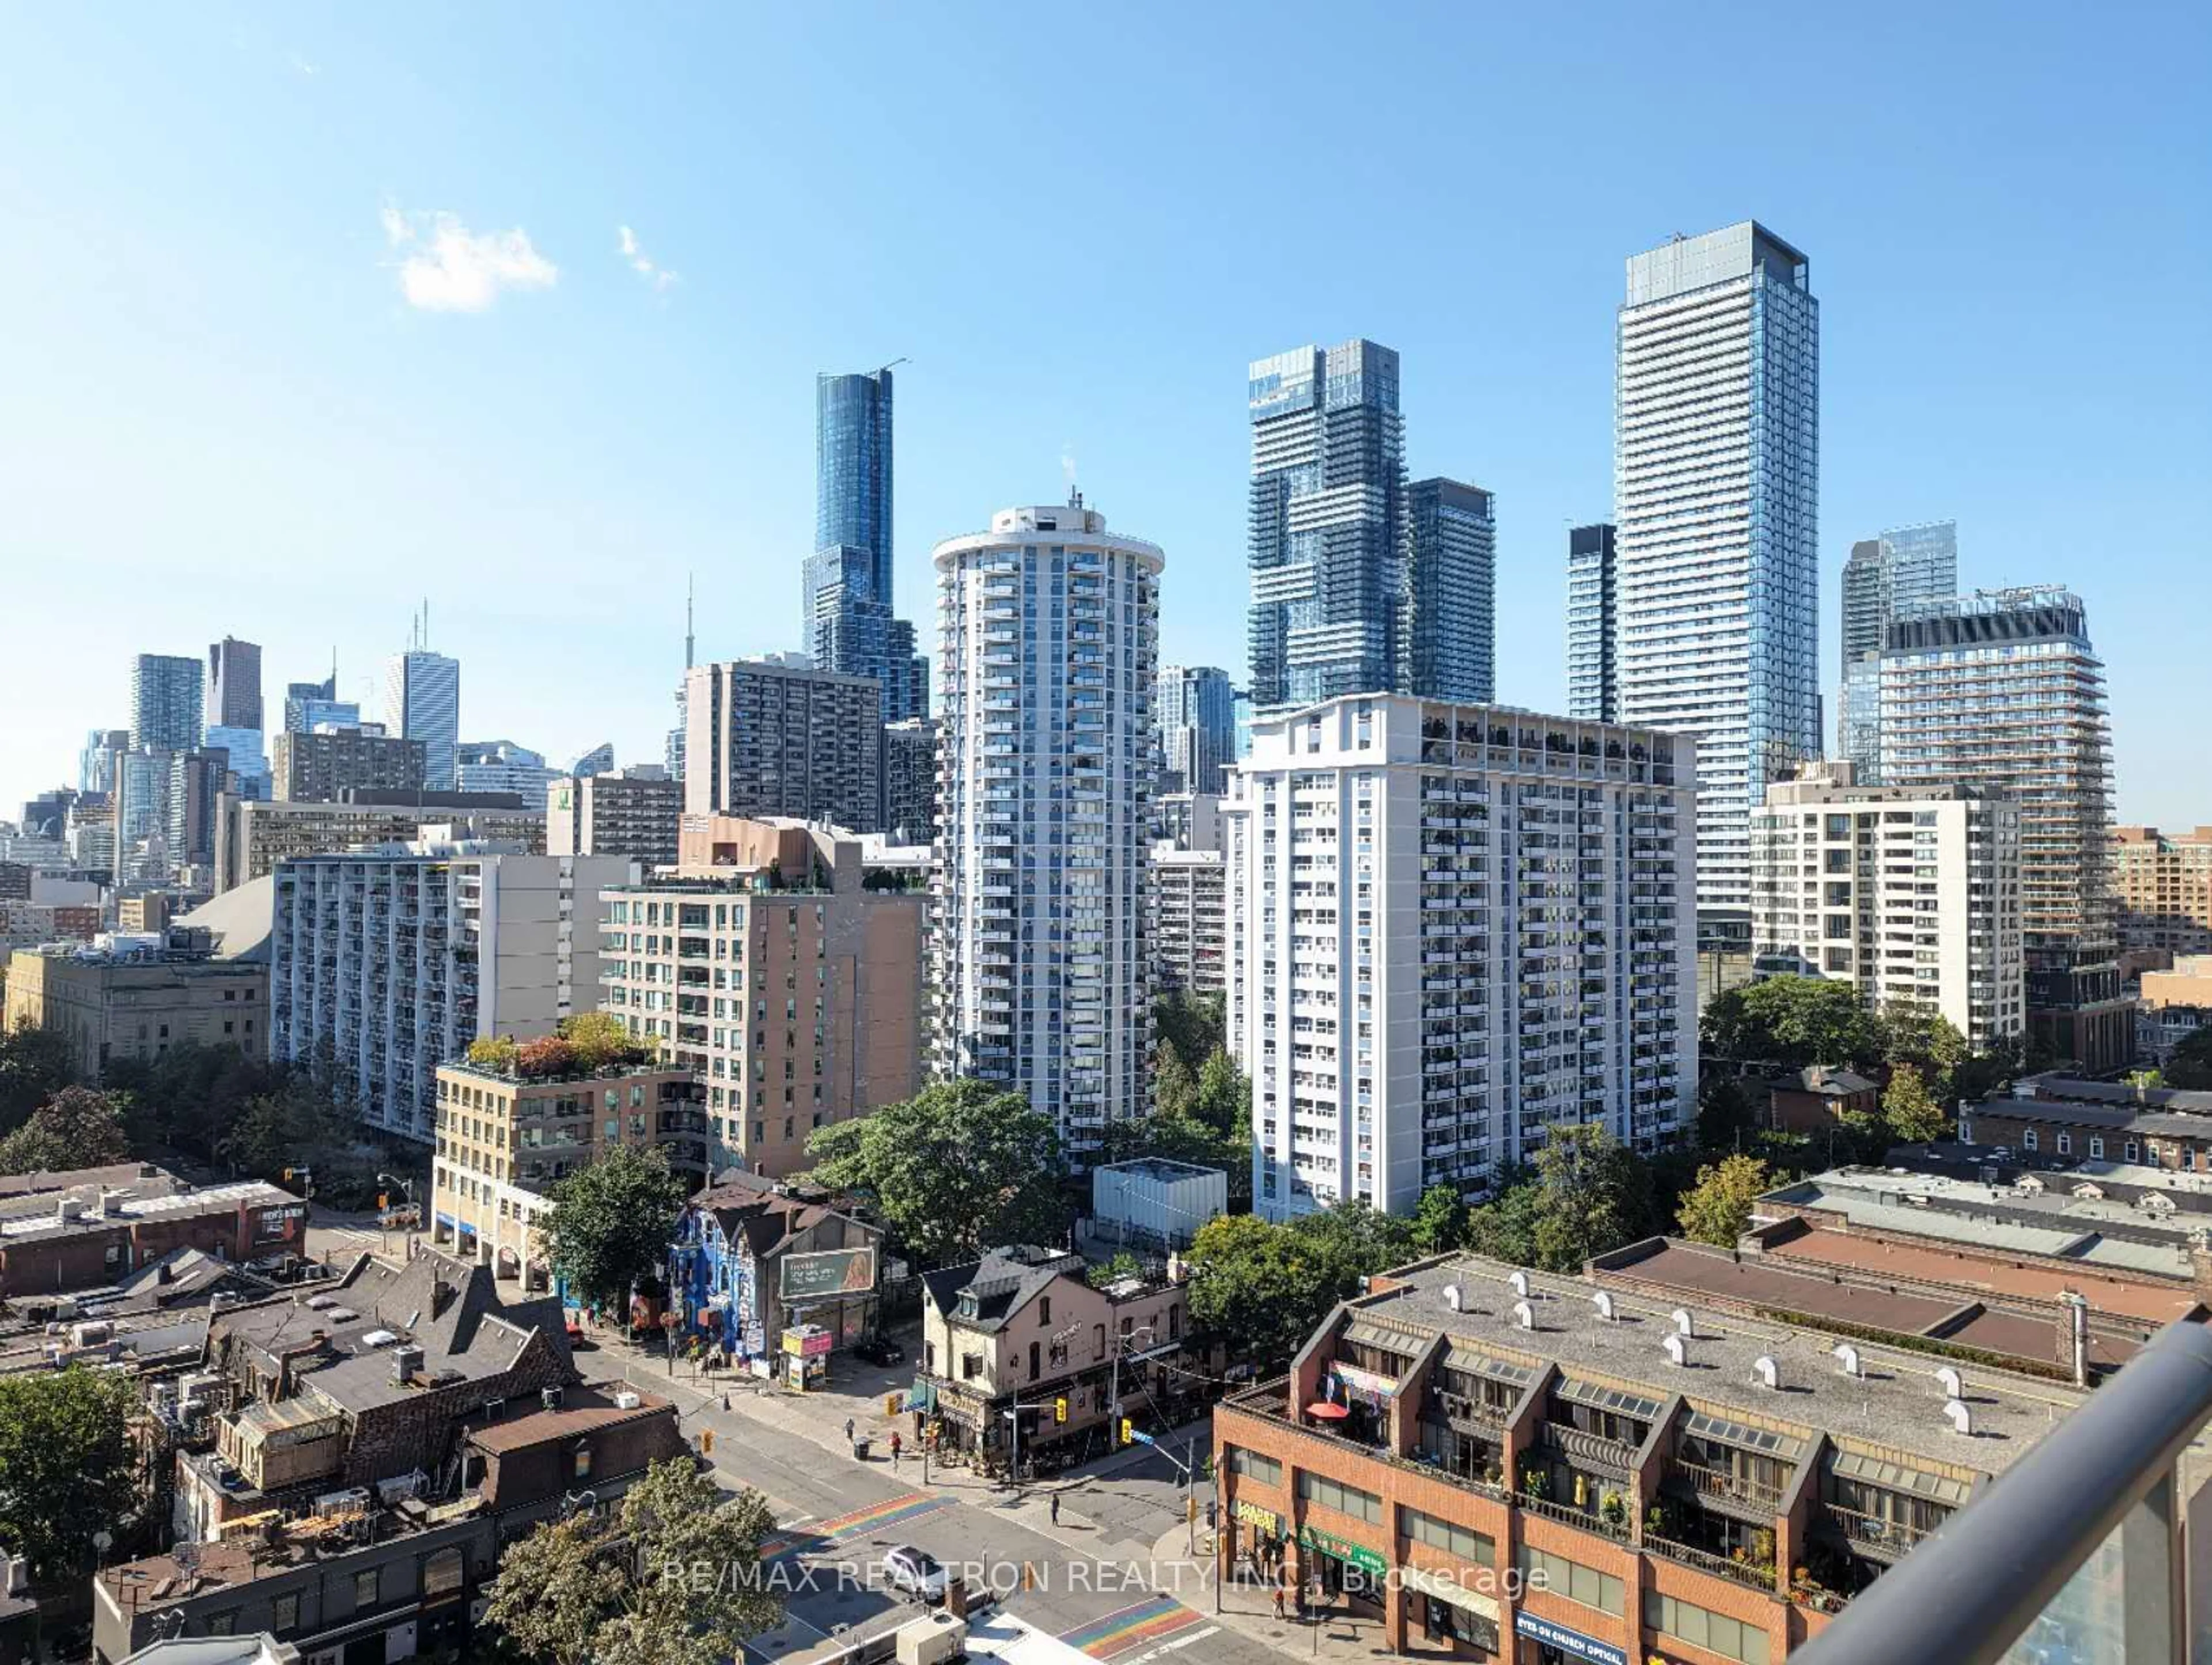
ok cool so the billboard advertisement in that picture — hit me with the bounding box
[779,1246,877,1303]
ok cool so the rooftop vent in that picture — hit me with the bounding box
[1508,1270,1531,1299]
[1834,1342,1863,1378]
[1752,1355,1779,1390]
[1590,1291,1615,1323]
[1943,1398,1974,1435]
[1440,1283,1461,1312]
[388,1344,425,1385]
[1510,1301,1535,1330]
[1661,1333,1687,1367]
[1670,1308,1696,1339]
[1935,1365,1964,1399]
[613,1390,642,1410]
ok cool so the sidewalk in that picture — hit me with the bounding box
[1144,1527,1408,1662]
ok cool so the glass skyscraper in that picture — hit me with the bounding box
[130,653,204,753]
[383,649,461,790]
[1154,664,1237,794]
[206,636,264,732]
[1406,477,1496,703]
[804,367,927,720]
[1615,222,1820,941]
[1838,519,1956,783]
[1566,522,1619,721]
[1247,339,1407,712]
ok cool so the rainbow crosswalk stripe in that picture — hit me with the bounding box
[1057,1595,1209,1659]
[759,1489,953,1557]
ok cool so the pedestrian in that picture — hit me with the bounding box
[721,1392,730,1413]
[1050,1493,1060,1527]
[1272,1582,1286,1621]
[845,1416,855,1444]
[890,1431,903,1463]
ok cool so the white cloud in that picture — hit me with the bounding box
[380,203,558,313]
[618,224,679,292]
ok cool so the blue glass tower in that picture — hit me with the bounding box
[805,369,928,719]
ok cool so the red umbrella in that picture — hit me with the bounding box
[1306,1401,1350,1421]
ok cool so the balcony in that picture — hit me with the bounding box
[1676,1459,1783,1521]
[1646,1533,1774,1592]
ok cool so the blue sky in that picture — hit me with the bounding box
[3,4,2207,823]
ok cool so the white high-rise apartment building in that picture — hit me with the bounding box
[1228,696,1696,1220]
[1615,222,1820,947]
[933,494,1161,1151]
[268,846,634,1140]
[1150,846,1226,998]
[1750,763,2025,1052]
[384,648,462,790]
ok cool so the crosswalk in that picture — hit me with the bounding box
[1057,1595,1218,1660]
[759,1489,956,1558]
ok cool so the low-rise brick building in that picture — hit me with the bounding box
[1214,1250,2102,1660]
[0,1167,302,1299]
[1958,1074,2212,1172]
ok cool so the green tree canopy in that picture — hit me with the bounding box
[484,1459,780,1665]
[1675,1155,1772,1247]
[0,1367,138,1584]
[0,1021,75,1135]
[801,1079,1066,1267]
[1700,976,1887,1072]
[2166,1027,2212,1092]
[1184,1201,1413,1372]
[541,1146,690,1313]
[1152,1045,1198,1122]
[1882,1002,1969,1096]
[0,1085,130,1175]
[1695,1075,1760,1153]
[1411,1184,1468,1256]
[1192,1049,1249,1141]
[1152,991,1225,1074]
[1881,1062,1950,1146]
[1461,1125,1649,1275]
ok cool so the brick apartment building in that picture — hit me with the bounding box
[0,1166,302,1299]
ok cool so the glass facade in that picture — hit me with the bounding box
[1565,522,1618,721]
[1616,222,1821,934]
[1247,339,1407,711]
[1154,664,1237,794]
[1839,521,1956,782]
[382,650,461,790]
[1405,477,1495,703]
[805,369,927,720]
[129,653,204,753]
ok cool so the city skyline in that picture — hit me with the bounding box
[1,8,2204,827]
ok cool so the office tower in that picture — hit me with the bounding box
[568,743,616,779]
[1247,339,1407,712]
[130,654,204,753]
[79,729,129,795]
[274,727,427,802]
[1405,478,1497,703]
[1227,696,1695,1218]
[1750,763,2025,1051]
[1615,222,1820,953]
[203,725,271,801]
[67,799,115,874]
[216,795,547,893]
[548,768,681,867]
[455,739,559,809]
[2112,827,2212,957]
[805,367,929,722]
[600,818,926,1176]
[18,789,74,842]
[1150,846,1226,998]
[882,716,941,845]
[683,655,885,833]
[1566,523,1619,722]
[113,750,174,883]
[934,495,1161,1151]
[1881,587,2128,1070]
[206,636,264,731]
[282,670,340,735]
[269,849,634,1140]
[383,648,461,790]
[166,749,229,873]
[1154,665,1237,795]
[1839,521,1958,782]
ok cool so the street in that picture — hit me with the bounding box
[569,1332,1315,1663]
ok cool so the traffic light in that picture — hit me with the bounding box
[1119,1418,1134,1447]
[377,1193,389,1210]
[1054,1396,1069,1424]
[701,1428,715,1455]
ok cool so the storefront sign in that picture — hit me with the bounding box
[780,1246,877,1302]
[253,1203,306,1238]
[1233,1500,1282,1535]
[1513,1609,1628,1665]
[782,1325,834,1359]
[1398,1564,1499,1621]
[1298,1524,1387,1577]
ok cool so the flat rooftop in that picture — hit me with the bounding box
[1354,1253,2089,1476]
[0,1178,295,1242]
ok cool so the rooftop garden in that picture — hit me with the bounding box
[464,1011,659,1080]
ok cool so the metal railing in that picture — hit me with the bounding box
[1795,1318,2212,1665]
[1645,1534,1775,1592]
[1678,1460,1783,1515]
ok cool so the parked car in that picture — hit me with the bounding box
[882,1545,948,1602]
[854,1333,906,1367]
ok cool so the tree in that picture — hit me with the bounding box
[486,1459,780,1665]
[1701,977,1886,1072]
[1192,1049,1249,1141]
[1528,1123,1646,1273]
[1949,1034,2027,1105]
[1465,1171,1546,1266]
[1088,1250,1143,1289]
[467,1035,521,1072]
[561,1011,650,1072]
[1675,1155,1772,1247]
[801,1079,1065,1267]
[1184,1202,1413,1372]
[1881,1063,1950,1146]
[0,1086,131,1175]
[1883,1002,1969,1096]
[541,1147,690,1315]
[516,1036,579,1079]
[1695,1075,1760,1152]
[1152,1046,1198,1122]
[1153,991,1225,1075]
[0,1022,75,1135]
[1411,1185,1468,1256]
[2166,1027,2212,1092]
[0,1367,138,1584]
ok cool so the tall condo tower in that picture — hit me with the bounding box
[1405,477,1496,703]
[206,637,264,732]
[1615,222,1820,951]
[805,366,928,720]
[1838,521,1956,782]
[383,605,461,791]
[130,654,204,754]
[1247,340,1407,712]
[1154,665,1237,795]
[933,494,1161,1154]
[1880,586,2128,1071]
[1566,523,1619,721]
